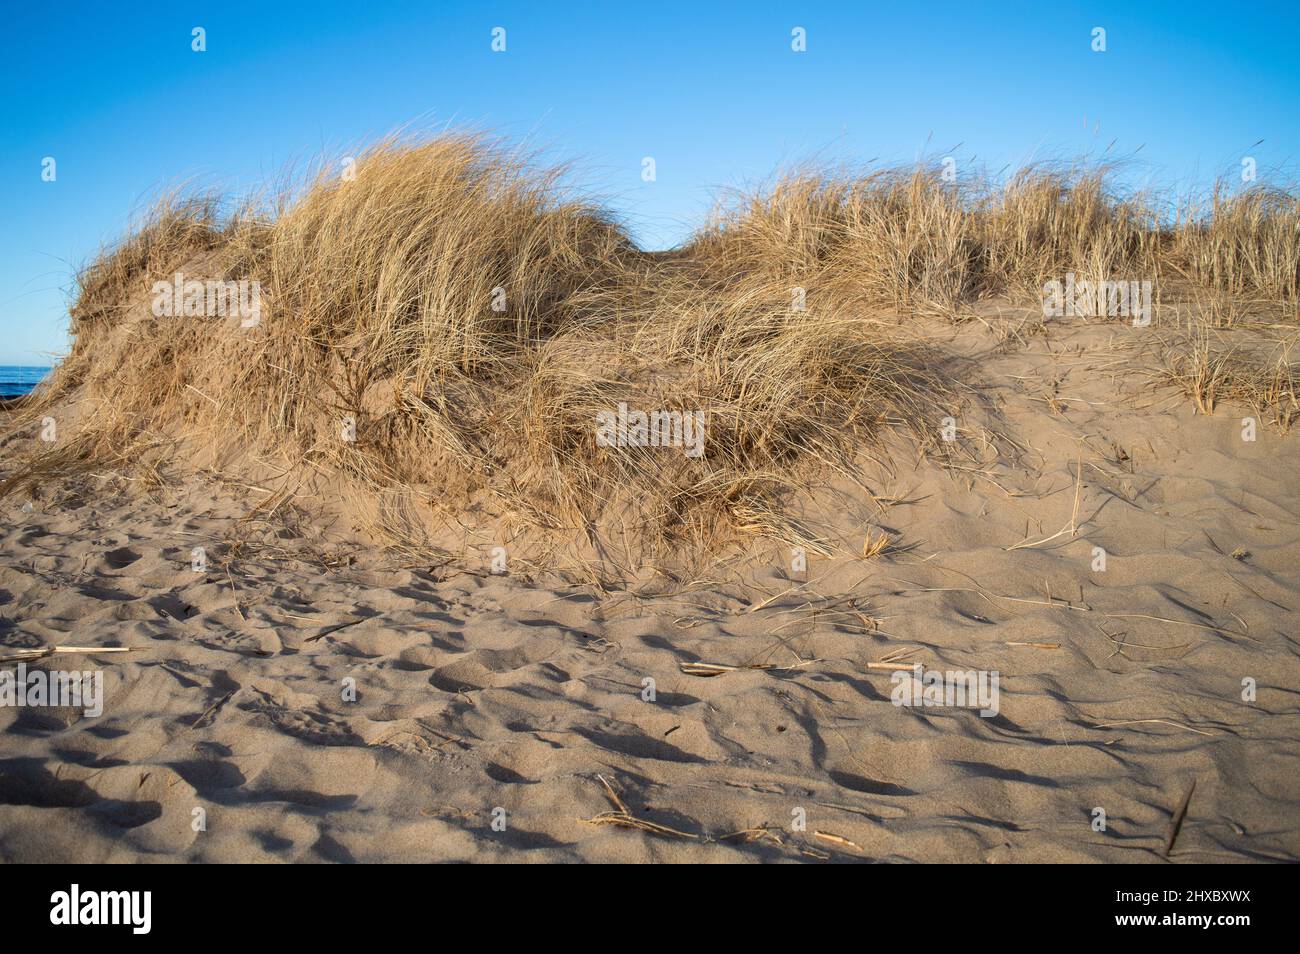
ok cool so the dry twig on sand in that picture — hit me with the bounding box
[582,775,698,839]
[0,646,139,665]
[679,660,813,677]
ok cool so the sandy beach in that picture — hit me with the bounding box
[4,300,1297,863]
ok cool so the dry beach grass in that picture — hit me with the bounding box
[7,136,1297,559]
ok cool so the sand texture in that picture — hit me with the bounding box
[3,313,1298,863]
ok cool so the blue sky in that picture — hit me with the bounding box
[2,1,1298,364]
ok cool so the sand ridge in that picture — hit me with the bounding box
[2,311,1297,863]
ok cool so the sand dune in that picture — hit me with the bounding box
[3,307,1297,862]
[3,138,1298,862]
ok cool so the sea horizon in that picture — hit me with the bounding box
[0,365,53,399]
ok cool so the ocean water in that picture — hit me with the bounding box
[0,366,52,399]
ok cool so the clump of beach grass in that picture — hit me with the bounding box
[2,133,956,567]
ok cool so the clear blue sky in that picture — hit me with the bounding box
[2,0,1297,365]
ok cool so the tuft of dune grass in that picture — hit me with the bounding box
[1171,182,1300,302]
[1158,289,1299,432]
[690,162,1169,316]
[691,162,1297,314]
[6,134,955,563]
[71,192,228,331]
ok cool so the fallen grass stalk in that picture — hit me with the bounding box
[583,775,699,839]
[0,646,140,665]
[1090,718,1217,737]
[679,659,813,677]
